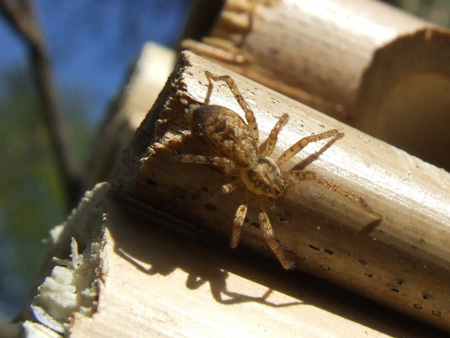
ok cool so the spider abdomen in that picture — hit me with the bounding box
[191,104,258,167]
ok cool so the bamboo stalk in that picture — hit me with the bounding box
[181,0,450,170]
[112,51,450,332]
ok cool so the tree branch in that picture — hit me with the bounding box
[0,0,82,207]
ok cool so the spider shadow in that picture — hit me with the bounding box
[288,132,343,172]
[284,133,383,233]
[110,202,301,307]
[107,199,445,338]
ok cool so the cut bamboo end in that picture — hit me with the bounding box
[181,0,450,170]
[353,28,450,169]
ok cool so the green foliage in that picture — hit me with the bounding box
[0,64,94,309]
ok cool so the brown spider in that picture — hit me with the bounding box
[177,71,380,269]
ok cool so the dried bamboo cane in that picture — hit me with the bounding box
[181,0,450,170]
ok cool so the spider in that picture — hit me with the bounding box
[176,71,380,269]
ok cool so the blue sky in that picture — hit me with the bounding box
[0,0,193,123]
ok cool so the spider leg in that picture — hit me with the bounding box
[258,200,294,270]
[175,154,235,174]
[204,71,259,142]
[231,192,249,248]
[289,170,382,220]
[201,179,242,200]
[217,180,241,195]
[261,113,289,157]
[277,129,341,167]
